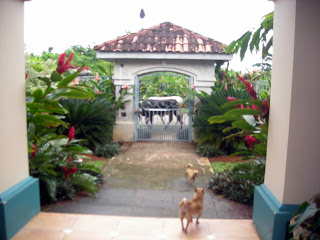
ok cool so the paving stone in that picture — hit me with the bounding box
[45,142,252,219]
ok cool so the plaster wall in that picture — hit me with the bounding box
[265,0,320,204]
[111,58,217,142]
[0,0,29,193]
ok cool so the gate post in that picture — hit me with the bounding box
[134,75,139,142]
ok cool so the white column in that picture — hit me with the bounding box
[265,0,320,205]
[0,0,29,193]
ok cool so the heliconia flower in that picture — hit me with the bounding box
[31,143,37,159]
[240,104,244,109]
[245,135,259,149]
[251,104,258,110]
[68,126,75,143]
[56,53,74,74]
[227,96,238,101]
[238,76,257,100]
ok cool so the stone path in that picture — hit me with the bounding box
[45,142,252,219]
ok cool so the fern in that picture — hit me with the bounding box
[70,173,99,196]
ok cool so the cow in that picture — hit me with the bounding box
[140,96,184,126]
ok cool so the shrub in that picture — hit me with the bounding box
[95,142,120,158]
[209,160,265,205]
[196,144,225,157]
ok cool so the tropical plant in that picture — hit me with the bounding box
[193,85,252,154]
[209,159,265,205]
[289,193,320,240]
[27,52,103,204]
[196,144,225,157]
[226,11,273,61]
[59,98,115,151]
[95,142,121,158]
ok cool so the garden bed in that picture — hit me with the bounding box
[208,155,243,163]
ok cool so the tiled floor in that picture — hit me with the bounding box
[12,212,261,240]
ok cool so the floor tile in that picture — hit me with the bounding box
[12,228,65,240]
[23,212,78,230]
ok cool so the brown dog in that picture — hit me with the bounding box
[179,187,205,233]
[185,163,199,184]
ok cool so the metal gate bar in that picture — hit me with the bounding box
[134,73,193,142]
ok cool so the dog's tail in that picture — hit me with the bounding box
[187,163,193,169]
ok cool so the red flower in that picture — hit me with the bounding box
[123,84,129,90]
[68,156,72,163]
[31,143,37,159]
[238,76,257,100]
[62,166,78,180]
[56,53,74,74]
[25,73,28,79]
[68,126,75,143]
[245,135,259,149]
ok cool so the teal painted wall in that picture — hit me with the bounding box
[0,177,40,240]
[253,184,298,240]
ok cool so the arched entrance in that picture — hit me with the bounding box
[134,72,193,142]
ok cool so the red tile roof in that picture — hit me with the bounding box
[94,22,226,54]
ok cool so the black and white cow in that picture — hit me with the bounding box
[140,96,183,125]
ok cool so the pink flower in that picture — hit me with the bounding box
[123,84,129,90]
[25,73,28,79]
[245,135,259,149]
[95,89,102,94]
[68,126,75,143]
[95,72,100,81]
[72,77,79,85]
[68,156,72,163]
[56,53,74,74]
[224,84,228,91]
[227,96,238,101]
[238,76,257,100]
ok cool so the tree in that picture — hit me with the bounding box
[226,12,273,61]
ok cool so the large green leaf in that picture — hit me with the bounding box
[291,203,319,231]
[240,31,252,61]
[254,143,267,157]
[32,89,43,103]
[53,88,94,99]
[232,121,257,131]
[29,114,68,127]
[221,99,263,110]
[208,115,242,124]
[224,108,260,116]
[50,71,62,82]
[57,71,81,88]
[38,77,51,87]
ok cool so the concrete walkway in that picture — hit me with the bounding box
[46,142,252,219]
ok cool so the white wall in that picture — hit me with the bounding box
[265,0,320,204]
[0,0,29,193]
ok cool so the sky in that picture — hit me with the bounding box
[24,0,274,72]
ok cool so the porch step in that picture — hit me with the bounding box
[12,212,260,240]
